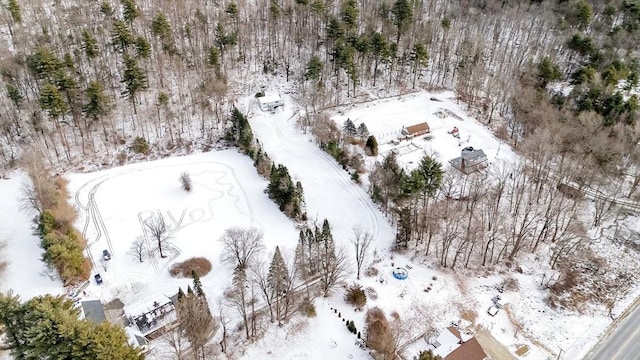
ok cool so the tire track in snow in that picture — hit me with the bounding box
[260,115,382,238]
[283,144,381,238]
[72,158,257,275]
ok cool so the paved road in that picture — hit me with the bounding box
[584,299,640,360]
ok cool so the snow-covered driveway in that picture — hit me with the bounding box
[246,98,395,251]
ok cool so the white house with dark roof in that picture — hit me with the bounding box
[258,93,284,112]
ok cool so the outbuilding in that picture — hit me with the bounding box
[401,122,430,137]
[258,93,284,112]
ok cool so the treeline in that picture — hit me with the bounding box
[2,0,638,171]
[227,106,306,220]
[0,292,141,359]
[22,152,90,285]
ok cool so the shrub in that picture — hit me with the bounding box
[365,307,394,357]
[346,320,357,334]
[504,276,520,291]
[345,284,367,309]
[365,135,378,156]
[255,91,265,98]
[180,172,192,192]
[351,172,360,184]
[169,257,212,278]
[299,299,316,318]
[131,136,150,154]
[365,266,379,277]
[365,286,378,300]
[36,176,91,286]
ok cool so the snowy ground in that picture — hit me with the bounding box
[1,83,639,360]
[0,173,64,298]
[330,91,517,172]
[65,150,300,317]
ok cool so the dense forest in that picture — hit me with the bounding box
[0,0,637,169]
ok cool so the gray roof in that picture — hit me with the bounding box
[81,300,106,324]
[134,334,148,346]
[461,149,487,161]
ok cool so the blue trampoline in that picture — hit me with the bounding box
[392,267,408,280]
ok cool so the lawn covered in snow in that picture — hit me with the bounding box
[65,150,300,315]
[331,91,517,172]
[2,84,638,360]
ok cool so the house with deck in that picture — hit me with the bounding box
[449,147,488,174]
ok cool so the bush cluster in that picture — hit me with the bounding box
[169,257,212,278]
[37,179,90,286]
[344,284,367,309]
[130,136,150,154]
[346,319,357,334]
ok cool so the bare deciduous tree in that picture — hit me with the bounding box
[351,227,373,280]
[145,212,172,258]
[128,236,146,262]
[319,244,348,297]
[250,259,275,322]
[20,150,57,215]
[158,326,187,360]
[219,226,264,269]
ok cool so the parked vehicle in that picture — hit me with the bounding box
[94,274,103,284]
[102,249,111,261]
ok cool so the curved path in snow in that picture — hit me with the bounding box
[248,104,393,247]
[73,159,255,273]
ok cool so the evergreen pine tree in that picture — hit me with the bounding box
[39,82,68,119]
[111,20,134,52]
[305,55,324,82]
[268,246,290,296]
[121,0,140,25]
[357,123,369,140]
[81,30,100,60]
[135,36,151,59]
[121,54,147,113]
[0,294,141,359]
[343,118,357,137]
[177,286,185,300]
[268,246,291,323]
[340,0,359,33]
[6,83,23,109]
[192,270,204,297]
[150,12,172,41]
[391,0,413,45]
[187,285,194,295]
[83,81,111,125]
[7,0,22,23]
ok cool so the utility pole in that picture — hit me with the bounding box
[557,347,563,360]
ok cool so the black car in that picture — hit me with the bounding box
[94,274,103,284]
[102,249,111,261]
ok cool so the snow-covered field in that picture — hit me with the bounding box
[66,150,301,319]
[0,173,64,298]
[331,91,517,172]
[1,86,639,360]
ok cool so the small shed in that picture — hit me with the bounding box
[81,300,107,324]
[258,93,284,112]
[449,147,488,174]
[401,122,430,137]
